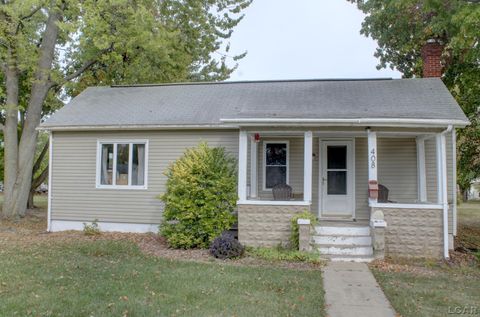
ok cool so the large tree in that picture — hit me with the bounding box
[348,0,480,197]
[0,0,251,218]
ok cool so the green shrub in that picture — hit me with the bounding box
[247,246,322,264]
[160,142,237,248]
[83,219,101,236]
[290,210,317,249]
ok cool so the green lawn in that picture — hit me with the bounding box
[0,239,325,317]
[370,201,480,317]
[0,193,48,210]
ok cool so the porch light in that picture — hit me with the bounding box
[253,133,260,143]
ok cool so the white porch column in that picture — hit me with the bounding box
[436,132,450,259]
[416,137,427,202]
[367,130,378,203]
[238,130,248,201]
[435,134,443,204]
[250,136,258,198]
[303,131,313,203]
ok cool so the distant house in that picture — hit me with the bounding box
[41,41,469,261]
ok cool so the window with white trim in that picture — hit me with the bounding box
[97,141,148,188]
[264,141,289,189]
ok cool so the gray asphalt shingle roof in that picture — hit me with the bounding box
[41,78,468,129]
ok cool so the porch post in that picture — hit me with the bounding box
[303,131,313,203]
[435,134,443,204]
[238,130,248,201]
[416,137,427,202]
[250,135,258,198]
[367,129,378,203]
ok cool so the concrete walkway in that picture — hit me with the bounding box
[322,261,396,317]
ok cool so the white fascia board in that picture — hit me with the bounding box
[37,124,240,131]
[220,118,470,128]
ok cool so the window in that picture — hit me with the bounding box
[264,141,289,190]
[326,145,347,195]
[97,140,148,189]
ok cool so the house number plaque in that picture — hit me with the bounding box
[370,148,376,168]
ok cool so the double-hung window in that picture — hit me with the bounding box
[264,141,289,190]
[97,140,148,189]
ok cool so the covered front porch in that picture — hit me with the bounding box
[236,127,455,259]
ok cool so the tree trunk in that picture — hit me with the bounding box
[2,8,60,218]
[27,190,35,210]
[27,164,49,209]
[2,50,20,219]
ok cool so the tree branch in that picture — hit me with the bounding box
[15,5,43,35]
[31,165,49,190]
[52,44,114,87]
[32,140,49,175]
[61,58,98,83]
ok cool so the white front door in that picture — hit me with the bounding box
[320,140,354,217]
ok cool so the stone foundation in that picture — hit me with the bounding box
[238,204,309,247]
[372,207,443,258]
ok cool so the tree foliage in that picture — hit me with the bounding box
[348,0,480,193]
[160,143,237,249]
[0,0,251,218]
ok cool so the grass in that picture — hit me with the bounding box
[0,193,48,210]
[370,201,480,317]
[247,246,323,265]
[0,239,325,317]
[457,200,480,258]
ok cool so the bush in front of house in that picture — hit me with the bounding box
[290,211,317,249]
[209,232,245,259]
[83,219,101,236]
[160,142,237,248]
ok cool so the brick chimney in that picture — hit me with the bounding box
[421,39,444,78]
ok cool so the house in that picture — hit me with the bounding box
[41,41,469,260]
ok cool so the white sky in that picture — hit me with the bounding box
[226,0,401,81]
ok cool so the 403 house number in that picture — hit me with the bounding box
[370,148,376,168]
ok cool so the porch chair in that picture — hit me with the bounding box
[272,183,293,201]
[378,184,396,203]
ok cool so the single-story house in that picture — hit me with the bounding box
[41,42,469,261]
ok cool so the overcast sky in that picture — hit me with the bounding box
[226,0,401,81]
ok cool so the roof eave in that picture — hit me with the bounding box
[220,118,470,128]
[37,123,240,131]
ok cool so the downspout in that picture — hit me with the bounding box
[440,125,453,259]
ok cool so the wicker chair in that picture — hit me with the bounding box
[272,183,293,201]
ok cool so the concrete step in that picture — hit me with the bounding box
[312,235,372,246]
[322,254,375,263]
[317,244,373,256]
[314,225,370,236]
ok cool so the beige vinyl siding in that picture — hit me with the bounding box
[377,138,418,202]
[355,138,369,220]
[51,130,239,224]
[254,138,305,200]
[52,128,457,234]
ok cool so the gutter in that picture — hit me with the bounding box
[220,118,470,128]
[37,124,240,132]
[38,118,470,131]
